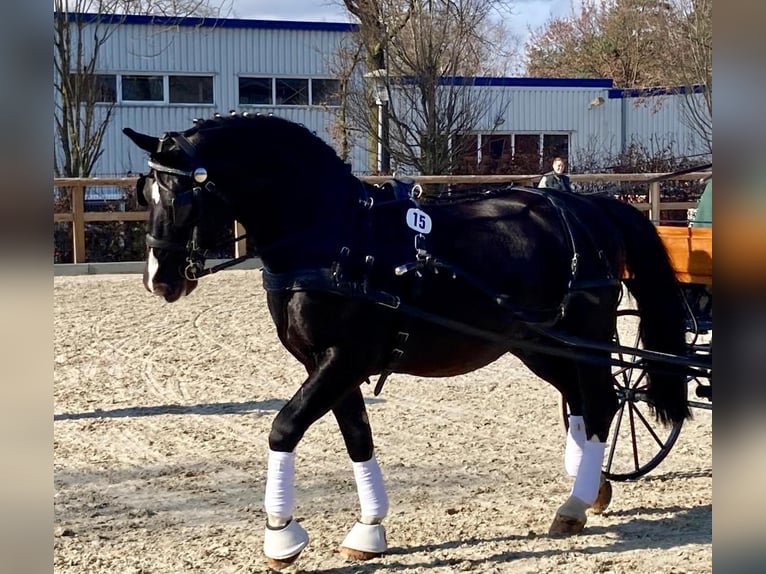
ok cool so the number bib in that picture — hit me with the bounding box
[406,208,432,234]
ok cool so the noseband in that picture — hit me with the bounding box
[141,131,248,281]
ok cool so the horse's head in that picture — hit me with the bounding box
[125,114,359,295]
[123,126,231,302]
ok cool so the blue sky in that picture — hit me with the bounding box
[230,0,574,48]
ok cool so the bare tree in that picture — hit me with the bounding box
[325,39,366,164]
[53,0,232,177]
[667,0,712,154]
[340,1,416,173]
[337,0,517,176]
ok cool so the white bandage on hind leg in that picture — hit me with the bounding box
[565,415,586,477]
[264,449,296,526]
[351,457,389,524]
[571,437,606,506]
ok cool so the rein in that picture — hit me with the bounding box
[260,266,710,377]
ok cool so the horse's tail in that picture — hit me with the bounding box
[593,196,691,425]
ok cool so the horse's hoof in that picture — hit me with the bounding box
[266,553,301,571]
[339,547,383,561]
[548,512,587,537]
[339,521,387,560]
[591,478,613,514]
[263,519,309,568]
[548,496,588,537]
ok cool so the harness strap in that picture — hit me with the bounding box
[260,268,711,375]
[522,187,619,316]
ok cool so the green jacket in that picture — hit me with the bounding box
[538,171,573,192]
[693,179,712,228]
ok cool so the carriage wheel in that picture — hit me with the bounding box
[562,309,684,481]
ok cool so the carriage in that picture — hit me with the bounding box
[123,114,712,568]
[563,224,712,481]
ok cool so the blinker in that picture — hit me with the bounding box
[193,167,208,183]
[171,189,198,227]
[135,174,152,207]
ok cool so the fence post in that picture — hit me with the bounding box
[72,184,86,263]
[234,221,247,258]
[649,181,661,224]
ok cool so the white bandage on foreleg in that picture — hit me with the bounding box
[571,437,606,505]
[565,415,586,476]
[352,457,389,523]
[264,449,296,522]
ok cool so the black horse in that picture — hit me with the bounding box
[124,114,689,568]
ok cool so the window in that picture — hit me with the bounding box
[69,74,116,103]
[239,77,272,105]
[276,78,309,106]
[122,75,163,102]
[312,79,341,106]
[169,75,213,104]
[543,134,569,166]
[452,132,570,174]
[452,134,479,172]
[238,77,340,107]
[482,135,511,161]
[514,134,542,172]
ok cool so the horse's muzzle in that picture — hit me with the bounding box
[147,279,197,302]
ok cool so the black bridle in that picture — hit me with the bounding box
[137,131,250,280]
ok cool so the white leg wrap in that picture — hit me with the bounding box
[264,449,295,524]
[565,415,586,477]
[571,437,606,505]
[352,457,389,523]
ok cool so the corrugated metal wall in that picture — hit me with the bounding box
[620,93,709,157]
[69,18,355,176]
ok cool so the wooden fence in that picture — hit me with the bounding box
[53,172,709,264]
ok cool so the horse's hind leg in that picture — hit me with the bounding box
[332,387,389,560]
[549,362,617,536]
[562,387,612,515]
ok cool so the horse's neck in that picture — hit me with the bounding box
[238,173,358,271]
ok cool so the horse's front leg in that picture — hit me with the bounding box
[332,387,389,561]
[262,348,364,569]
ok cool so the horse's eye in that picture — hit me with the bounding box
[135,175,150,206]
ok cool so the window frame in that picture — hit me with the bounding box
[454,131,570,173]
[238,76,274,106]
[310,78,341,107]
[168,75,215,105]
[120,74,165,104]
[238,76,342,108]
[67,73,117,104]
[275,77,310,106]
[102,73,217,106]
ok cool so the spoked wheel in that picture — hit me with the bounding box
[562,309,684,481]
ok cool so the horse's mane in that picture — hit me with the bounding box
[183,114,349,176]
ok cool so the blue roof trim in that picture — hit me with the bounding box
[608,85,706,98]
[464,77,613,88]
[394,76,613,88]
[58,12,358,32]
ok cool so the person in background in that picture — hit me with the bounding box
[538,156,573,192]
[692,176,712,228]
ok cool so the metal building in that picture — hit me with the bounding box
[55,13,710,180]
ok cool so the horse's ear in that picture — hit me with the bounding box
[123,128,159,154]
